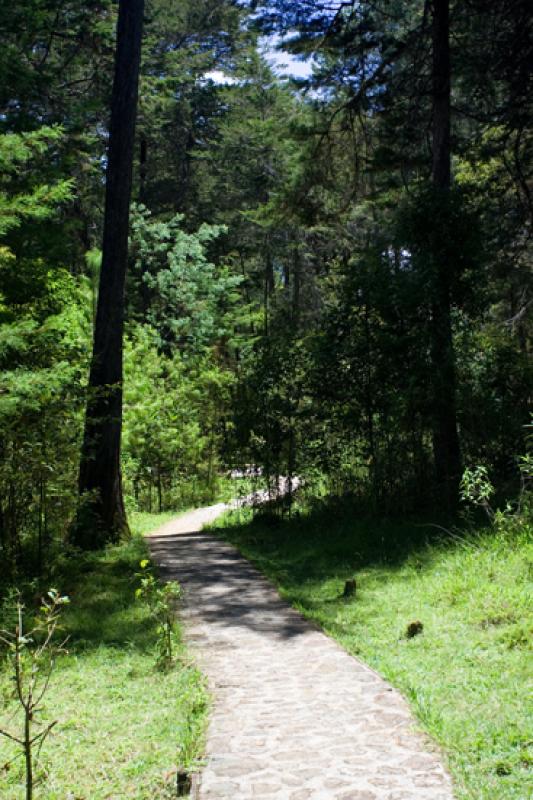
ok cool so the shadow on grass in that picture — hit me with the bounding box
[213,498,469,600]
[56,536,157,653]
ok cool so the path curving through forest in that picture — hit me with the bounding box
[147,504,454,800]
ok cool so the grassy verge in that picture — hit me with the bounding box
[211,504,532,800]
[0,511,207,799]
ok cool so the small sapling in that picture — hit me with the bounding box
[0,589,69,800]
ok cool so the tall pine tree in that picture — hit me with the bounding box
[73,0,145,547]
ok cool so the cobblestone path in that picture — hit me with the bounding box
[147,506,455,800]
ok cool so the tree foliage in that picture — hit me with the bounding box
[0,0,531,575]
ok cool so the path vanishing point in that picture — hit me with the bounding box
[148,503,455,800]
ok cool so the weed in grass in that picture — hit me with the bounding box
[135,560,182,670]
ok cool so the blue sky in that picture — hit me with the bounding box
[262,35,314,79]
[204,34,313,84]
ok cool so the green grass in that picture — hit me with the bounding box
[130,509,187,537]
[212,504,533,800]
[0,512,207,799]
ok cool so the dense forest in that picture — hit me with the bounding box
[0,0,531,573]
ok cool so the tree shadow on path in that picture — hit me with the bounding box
[149,530,320,641]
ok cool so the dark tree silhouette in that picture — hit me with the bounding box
[73,0,145,548]
[429,0,462,508]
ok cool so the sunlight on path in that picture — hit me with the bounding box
[147,505,454,800]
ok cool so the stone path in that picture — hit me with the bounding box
[147,505,455,800]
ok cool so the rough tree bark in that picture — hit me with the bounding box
[430,0,462,509]
[72,0,145,548]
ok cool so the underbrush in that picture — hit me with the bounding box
[212,503,533,800]
[0,511,207,799]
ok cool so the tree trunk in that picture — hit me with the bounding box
[157,461,162,513]
[430,0,462,510]
[292,244,301,327]
[73,0,145,549]
[138,137,152,317]
[139,137,148,203]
